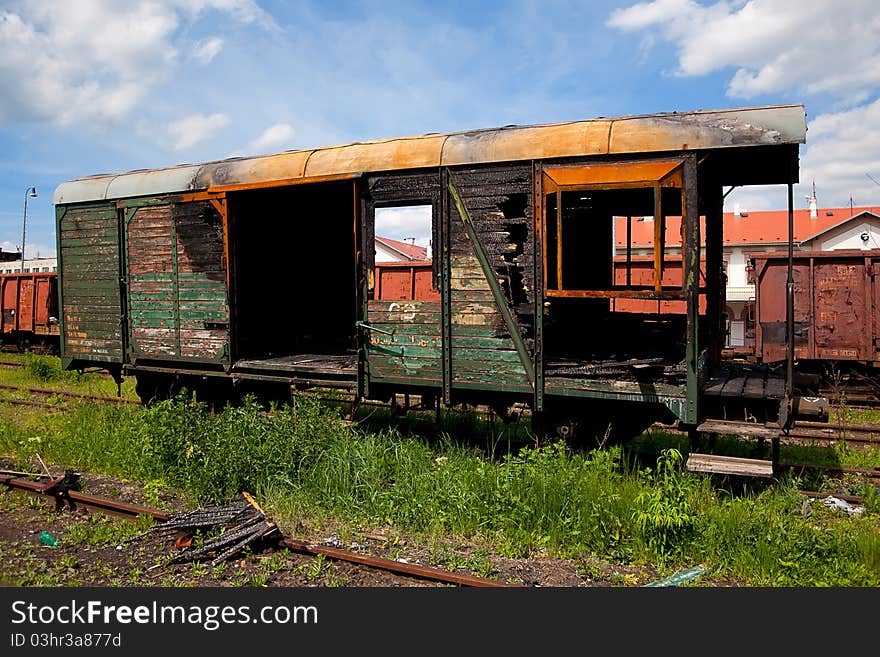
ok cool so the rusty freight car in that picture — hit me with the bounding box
[752,249,880,367]
[53,104,821,474]
[0,271,59,352]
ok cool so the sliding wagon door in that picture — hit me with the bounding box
[124,200,230,365]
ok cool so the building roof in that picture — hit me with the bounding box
[615,206,880,247]
[375,237,428,261]
[54,104,806,205]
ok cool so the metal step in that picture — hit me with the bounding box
[686,453,774,478]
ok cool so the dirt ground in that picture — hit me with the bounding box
[0,463,677,588]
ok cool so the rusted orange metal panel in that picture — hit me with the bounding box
[55,105,807,206]
[307,136,447,178]
[206,172,361,194]
[194,150,314,190]
[544,160,682,187]
[441,121,610,166]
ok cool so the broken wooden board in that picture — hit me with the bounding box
[686,453,774,478]
[696,419,781,439]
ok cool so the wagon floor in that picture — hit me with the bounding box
[703,366,785,400]
[233,353,357,377]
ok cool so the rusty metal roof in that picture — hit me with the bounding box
[53,104,806,205]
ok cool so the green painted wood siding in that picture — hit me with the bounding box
[126,201,229,363]
[127,205,176,357]
[367,299,442,382]
[58,202,123,362]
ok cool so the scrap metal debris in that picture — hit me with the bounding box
[132,492,280,566]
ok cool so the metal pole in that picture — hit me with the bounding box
[21,186,37,273]
[786,183,794,404]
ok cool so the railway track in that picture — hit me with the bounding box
[0,383,138,408]
[0,472,515,588]
[788,420,880,445]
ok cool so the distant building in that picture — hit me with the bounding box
[0,256,57,275]
[375,236,430,263]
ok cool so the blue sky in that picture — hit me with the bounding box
[1,0,879,257]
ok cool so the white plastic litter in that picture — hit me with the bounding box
[821,495,864,516]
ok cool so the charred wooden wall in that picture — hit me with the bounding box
[447,164,532,387]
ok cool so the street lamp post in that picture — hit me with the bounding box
[21,186,37,273]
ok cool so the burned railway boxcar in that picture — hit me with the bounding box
[0,271,59,352]
[53,104,820,470]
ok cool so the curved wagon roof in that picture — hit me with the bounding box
[54,104,806,205]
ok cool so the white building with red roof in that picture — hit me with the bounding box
[375,236,430,263]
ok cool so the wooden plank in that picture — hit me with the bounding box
[696,420,780,439]
[719,375,747,397]
[742,369,768,399]
[702,370,730,395]
[686,453,774,478]
[764,376,786,399]
[369,300,441,313]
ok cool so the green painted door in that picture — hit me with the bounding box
[125,201,229,365]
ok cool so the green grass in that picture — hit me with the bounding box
[1,356,879,586]
[0,352,137,400]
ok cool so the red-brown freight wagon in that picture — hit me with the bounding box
[0,272,60,351]
[752,250,880,366]
[374,261,439,301]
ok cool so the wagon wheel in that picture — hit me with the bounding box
[532,408,653,449]
[134,373,183,405]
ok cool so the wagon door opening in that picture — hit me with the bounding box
[227,179,359,385]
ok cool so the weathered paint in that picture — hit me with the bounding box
[57,202,123,363]
[125,201,229,364]
[53,105,806,205]
[366,299,442,382]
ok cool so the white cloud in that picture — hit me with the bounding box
[0,0,274,126]
[608,0,880,101]
[1,240,55,260]
[375,206,432,247]
[720,100,880,212]
[168,112,230,150]
[247,123,295,153]
[192,36,224,64]
[800,99,880,208]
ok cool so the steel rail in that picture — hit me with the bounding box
[0,475,169,521]
[0,383,138,404]
[0,475,514,587]
[0,398,59,410]
[280,538,519,588]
